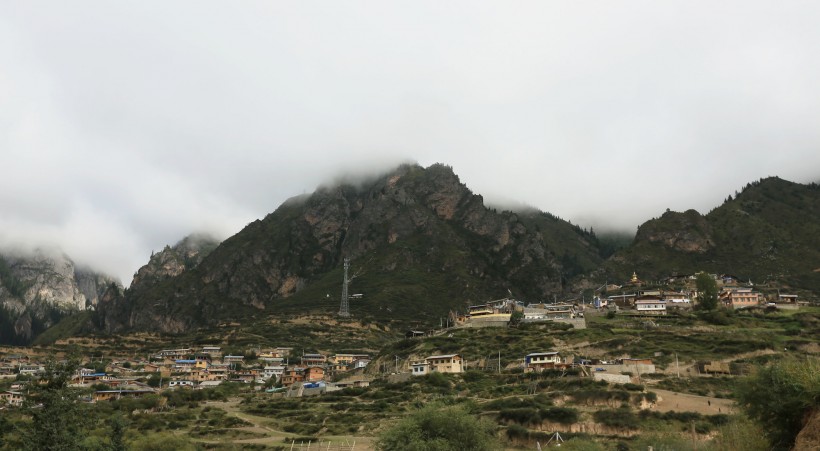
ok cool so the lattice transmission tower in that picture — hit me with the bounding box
[338,257,351,317]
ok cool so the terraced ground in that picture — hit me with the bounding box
[1,306,817,449]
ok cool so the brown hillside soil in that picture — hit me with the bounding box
[651,389,736,414]
[795,409,820,451]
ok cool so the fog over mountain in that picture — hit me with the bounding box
[2,1,820,284]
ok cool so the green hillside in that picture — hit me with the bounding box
[605,177,820,293]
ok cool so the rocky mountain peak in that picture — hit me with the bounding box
[129,233,220,292]
[94,163,601,334]
[635,209,715,253]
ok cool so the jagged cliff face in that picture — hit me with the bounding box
[635,210,714,253]
[96,234,221,334]
[97,164,602,334]
[129,233,220,293]
[0,250,119,344]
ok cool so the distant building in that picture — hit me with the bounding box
[305,366,325,382]
[301,354,327,367]
[200,346,222,357]
[222,355,245,364]
[778,294,798,304]
[525,352,561,372]
[156,349,192,359]
[262,365,285,381]
[523,304,576,320]
[94,389,156,402]
[405,330,426,339]
[281,368,306,386]
[411,354,464,376]
[0,390,24,407]
[426,354,463,373]
[635,296,666,315]
[333,354,370,365]
[720,288,761,309]
[663,292,692,305]
[607,294,637,308]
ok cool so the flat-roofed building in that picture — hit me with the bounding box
[525,352,561,372]
[720,288,761,309]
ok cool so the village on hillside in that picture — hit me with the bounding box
[1,270,808,411]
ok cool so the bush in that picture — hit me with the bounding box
[735,356,820,450]
[376,404,498,450]
[593,408,639,430]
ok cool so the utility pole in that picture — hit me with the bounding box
[676,353,680,378]
[498,351,501,374]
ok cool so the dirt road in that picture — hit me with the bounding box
[651,389,736,414]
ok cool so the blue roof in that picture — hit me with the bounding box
[175,360,197,364]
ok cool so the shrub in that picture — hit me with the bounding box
[593,408,639,430]
[735,356,820,450]
[376,404,498,451]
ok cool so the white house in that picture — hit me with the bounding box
[635,299,666,315]
[411,361,430,376]
[263,365,286,381]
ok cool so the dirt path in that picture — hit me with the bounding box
[651,389,736,415]
[201,399,376,450]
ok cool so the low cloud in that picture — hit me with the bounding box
[2,2,819,284]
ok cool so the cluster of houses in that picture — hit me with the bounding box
[0,346,373,407]
[594,272,801,315]
[142,347,372,391]
[449,298,587,329]
[450,268,802,326]
[405,350,654,386]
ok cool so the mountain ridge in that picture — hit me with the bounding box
[95,163,605,334]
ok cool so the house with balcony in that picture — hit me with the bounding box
[412,354,463,376]
[525,352,562,372]
[720,288,761,309]
[281,368,306,386]
[301,354,327,367]
[0,390,24,407]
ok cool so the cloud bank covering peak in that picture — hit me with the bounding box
[2,1,820,284]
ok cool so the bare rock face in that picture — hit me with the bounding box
[130,234,219,292]
[635,209,715,253]
[0,249,120,344]
[96,234,220,333]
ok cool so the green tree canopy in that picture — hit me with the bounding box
[376,404,498,451]
[20,356,89,451]
[695,272,719,310]
[735,356,820,450]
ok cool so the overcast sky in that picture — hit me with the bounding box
[2,1,820,284]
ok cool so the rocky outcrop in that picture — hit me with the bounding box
[607,177,820,291]
[635,209,714,253]
[0,249,120,344]
[129,233,219,293]
[95,234,220,334]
